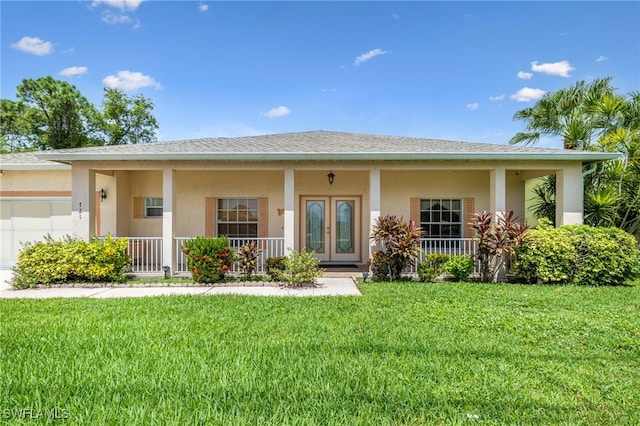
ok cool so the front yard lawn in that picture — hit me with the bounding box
[1,282,638,424]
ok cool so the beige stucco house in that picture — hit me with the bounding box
[0,130,618,273]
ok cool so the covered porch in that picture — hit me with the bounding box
[75,161,586,276]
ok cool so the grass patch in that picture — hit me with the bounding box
[1,282,639,424]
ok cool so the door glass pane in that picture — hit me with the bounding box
[306,200,325,253]
[336,200,354,253]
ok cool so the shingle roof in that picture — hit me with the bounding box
[0,151,70,170]
[5,130,620,164]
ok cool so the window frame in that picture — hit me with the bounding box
[144,197,163,218]
[216,197,259,239]
[419,198,463,239]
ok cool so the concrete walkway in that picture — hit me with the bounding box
[0,271,361,298]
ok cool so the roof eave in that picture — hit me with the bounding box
[35,151,621,162]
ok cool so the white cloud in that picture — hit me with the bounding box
[102,70,162,91]
[11,36,53,55]
[510,87,546,102]
[392,13,400,19]
[59,66,88,77]
[596,55,608,62]
[260,106,291,118]
[489,95,505,102]
[92,0,144,11]
[531,60,574,77]
[466,103,479,110]
[354,48,390,65]
[198,3,208,12]
[517,71,533,80]
[101,11,132,25]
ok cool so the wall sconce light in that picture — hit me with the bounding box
[99,188,107,202]
[327,170,335,186]
[0,170,4,176]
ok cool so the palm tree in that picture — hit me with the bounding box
[509,77,619,150]
[511,77,640,238]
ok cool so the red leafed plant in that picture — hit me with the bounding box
[370,215,423,280]
[471,210,530,282]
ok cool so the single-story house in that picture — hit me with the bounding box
[0,130,618,273]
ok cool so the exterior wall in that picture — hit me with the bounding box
[128,170,163,237]
[174,170,285,238]
[381,170,491,217]
[0,170,70,192]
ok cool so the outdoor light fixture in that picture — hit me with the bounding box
[99,188,107,202]
[327,170,335,185]
[0,170,3,176]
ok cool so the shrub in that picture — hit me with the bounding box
[237,241,263,279]
[182,236,236,283]
[417,253,450,282]
[445,255,475,282]
[265,256,286,282]
[283,248,323,286]
[370,215,422,280]
[12,235,129,289]
[470,210,530,282]
[512,223,640,286]
[369,250,394,281]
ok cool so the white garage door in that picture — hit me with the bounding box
[0,198,72,269]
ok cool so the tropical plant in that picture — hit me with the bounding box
[370,215,422,280]
[182,236,236,283]
[283,248,323,286]
[511,77,640,239]
[509,77,619,150]
[237,241,264,279]
[470,210,530,282]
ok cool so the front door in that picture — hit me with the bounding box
[301,196,361,263]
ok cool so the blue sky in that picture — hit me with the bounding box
[2,1,639,148]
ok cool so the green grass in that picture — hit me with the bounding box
[1,282,639,425]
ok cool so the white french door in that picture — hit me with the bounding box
[300,196,361,263]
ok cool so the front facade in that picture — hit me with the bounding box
[0,131,618,273]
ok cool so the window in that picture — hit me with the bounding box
[420,199,462,238]
[145,197,163,217]
[217,198,258,238]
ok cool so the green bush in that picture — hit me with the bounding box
[182,236,236,283]
[445,255,475,282]
[12,235,129,289]
[417,254,450,282]
[512,224,640,286]
[265,256,286,281]
[283,248,323,286]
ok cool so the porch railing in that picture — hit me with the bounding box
[408,238,479,274]
[125,237,163,273]
[175,237,285,274]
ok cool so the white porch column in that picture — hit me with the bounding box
[556,165,583,225]
[162,168,176,274]
[369,167,381,261]
[71,163,96,241]
[284,167,295,252]
[490,167,506,218]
